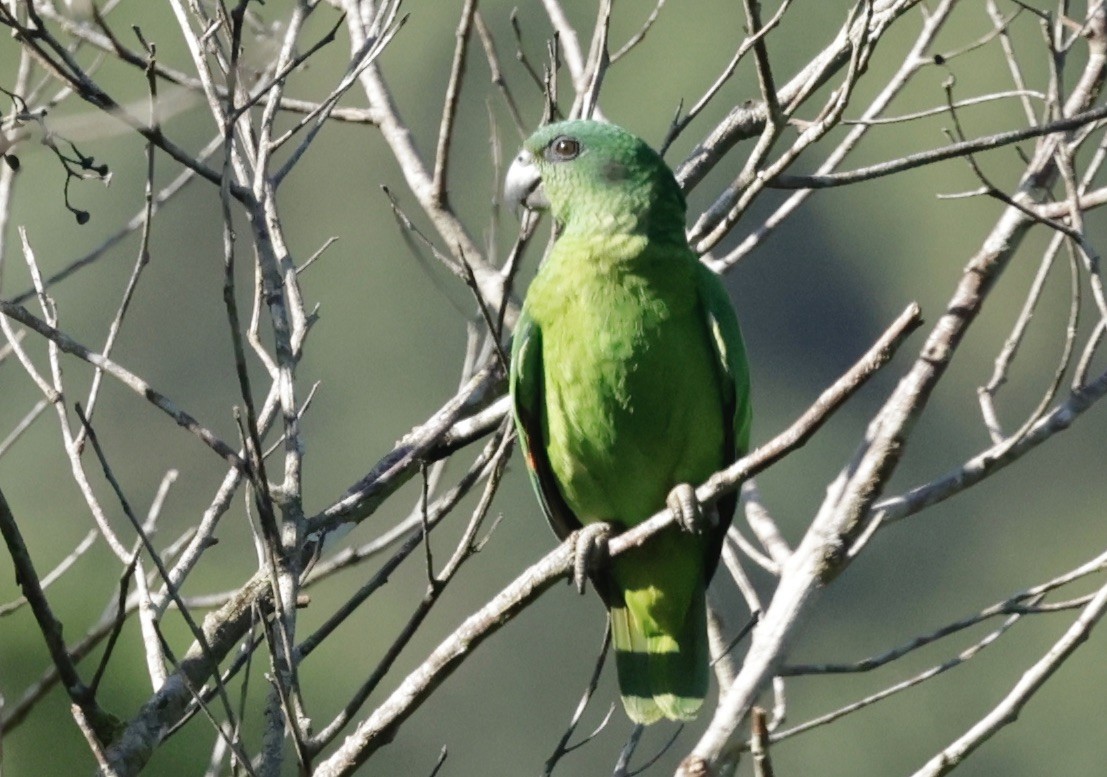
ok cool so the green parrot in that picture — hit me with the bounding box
[506,119,752,724]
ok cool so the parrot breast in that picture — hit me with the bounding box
[526,234,726,530]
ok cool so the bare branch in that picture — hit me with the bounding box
[909,579,1107,777]
[0,297,247,470]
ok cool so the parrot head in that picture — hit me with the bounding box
[504,120,686,240]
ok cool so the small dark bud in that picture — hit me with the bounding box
[933,53,946,65]
[75,210,90,225]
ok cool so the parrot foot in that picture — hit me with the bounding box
[667,483,712,535]
[570,522,613,594]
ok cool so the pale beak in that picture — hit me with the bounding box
[504,149,548,211]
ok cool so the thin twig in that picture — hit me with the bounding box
[770,101,1107,190]
[432,0,477,205]
[543,621,614,776]
[909,579,1107,777]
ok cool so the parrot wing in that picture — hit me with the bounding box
[509,305,582,542]
[696,262,753,578]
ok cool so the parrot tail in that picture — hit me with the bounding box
[609,584,709,724]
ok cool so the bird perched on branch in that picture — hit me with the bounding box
[506,120,752,724]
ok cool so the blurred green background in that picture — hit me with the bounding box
[1,1,1105,775]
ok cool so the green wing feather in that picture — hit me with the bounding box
[697,262,753,579]
[509,308,582,543]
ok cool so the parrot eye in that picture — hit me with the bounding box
[547,136,581,161]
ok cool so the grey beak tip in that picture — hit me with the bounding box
[504,151,546,214]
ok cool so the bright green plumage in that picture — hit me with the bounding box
[507,120,751,724]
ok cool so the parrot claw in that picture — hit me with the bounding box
[570,523,613,594]
[667,483,711,535]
